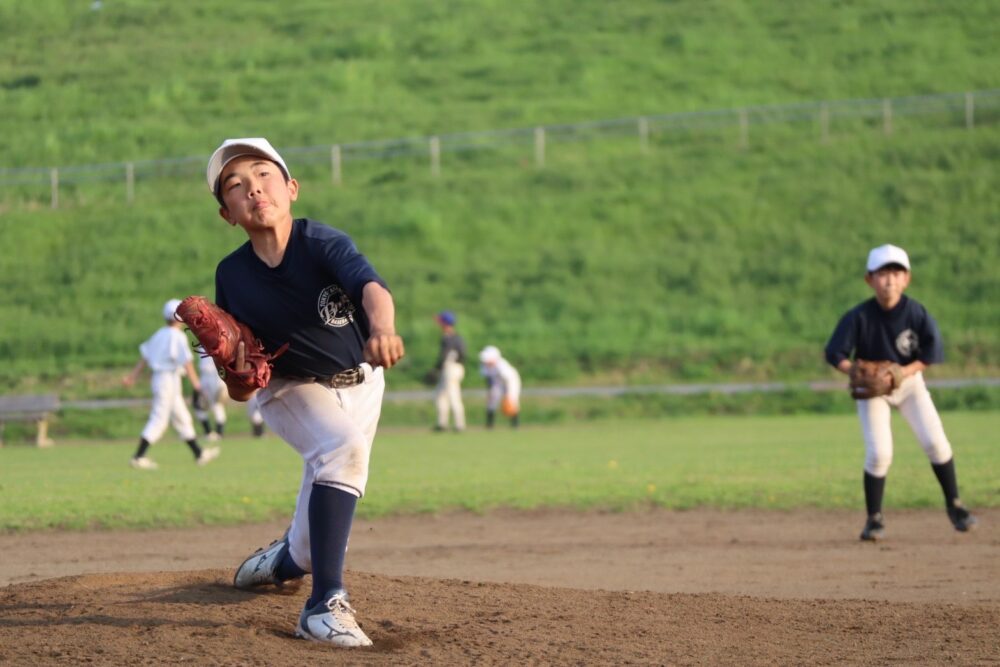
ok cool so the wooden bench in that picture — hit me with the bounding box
[0,394,60,447]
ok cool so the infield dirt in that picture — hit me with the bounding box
[2,508,998,665]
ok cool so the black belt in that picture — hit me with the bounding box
[279,366,366,389]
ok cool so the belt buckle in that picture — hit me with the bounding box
[329,366,363,388]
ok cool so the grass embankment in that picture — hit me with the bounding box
[1,0,998,395]
[2,413,998,532]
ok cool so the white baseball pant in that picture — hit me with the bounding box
[254,363,384,572]
[195,371,227,426]
[856,372,953,477]
[141,370,197,443]
[435,353,466,430]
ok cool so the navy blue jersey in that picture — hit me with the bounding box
[824,295,943,367]
[436,332,466,368]
[215,218,387,378]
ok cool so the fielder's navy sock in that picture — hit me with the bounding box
[186,439,203,458]
[511,414,520,429]
[931,458,960,507]
[307,484,357,607]
[486,410,496,429]
[200,420,212,435]
[134,438,151,459]
[217,423,225,437]
[863,471,886,517]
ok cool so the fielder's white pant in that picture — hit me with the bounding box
[141,370,197,443]
[246,393,264,426]
[255,363,384,572]
[856,372,952,477]
[435,359,466,430]
[194,372,227,426]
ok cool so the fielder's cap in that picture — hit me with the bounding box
[479,345,501,364]
[866,244,911,272]
[163,298,182,321]
[206,137,291,195]
[437,310,457,326]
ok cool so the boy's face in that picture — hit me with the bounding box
[217,155,298,232]
[864,265,910,308]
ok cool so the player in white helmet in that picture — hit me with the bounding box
[122,299,220,469]
[479,345,521,429]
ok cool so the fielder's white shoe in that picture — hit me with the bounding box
[233,535,298,589]
[130,456,158,470]
[296,591,373,647]
[207,432,221,442]
[196,446,221,466]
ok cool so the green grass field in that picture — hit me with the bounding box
[1,0,999,395]
[2,413,997,532]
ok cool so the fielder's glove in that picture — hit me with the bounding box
[849,359,904,399]
[175,296,288,399]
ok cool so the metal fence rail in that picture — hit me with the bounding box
[2,89,997,207]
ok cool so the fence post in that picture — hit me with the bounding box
[125,162,135,204]
[820,103,830,144]
[965,91,974,130]
[534,127,545,167]
[430,136,441,177]
[331,145,342,186]
[738,109,749,149]
[50,168,59,209]
[638,117,649,153]
[882,98,892,136]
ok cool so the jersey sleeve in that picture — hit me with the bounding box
[824,309,858,367]
[318,232,387,305]
[916,306,945,364]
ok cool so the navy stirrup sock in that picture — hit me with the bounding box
[308,484,358,606]
[863,471,886,516]
[931,458,960,507]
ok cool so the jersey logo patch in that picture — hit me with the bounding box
[895,329,919,357]
[318,285,355,328]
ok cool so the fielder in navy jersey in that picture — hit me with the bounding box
[825,244,977,541]
[208,137,404,648]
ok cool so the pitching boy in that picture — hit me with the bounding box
[122,299,220,469]
[207,138,404,648]
[824,244,977,541]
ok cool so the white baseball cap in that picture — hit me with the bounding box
[206,137,291,195]
[866,244,911,272]
[479,345,501,364]
[162,298,182,321]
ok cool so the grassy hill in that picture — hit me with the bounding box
[1,0,998,396]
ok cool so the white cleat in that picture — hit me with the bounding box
[207,432,221,442]
[130,456,158,470]
[296,591,373,647]
[233,536,296,589]
[196,446,221,466]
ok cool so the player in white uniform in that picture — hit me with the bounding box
[246,392,266,437]
[194,354,227,441]
[122,299,221,470]
[479,345,521,429]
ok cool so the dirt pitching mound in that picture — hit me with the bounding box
[2,508,999,664]
[1,569,998,666]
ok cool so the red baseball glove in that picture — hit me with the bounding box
[849,360,904,399]
[175,296,287,399]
